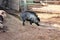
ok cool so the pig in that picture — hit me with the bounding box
[0,15,7,32]
[20,11,40,26]
[0,10,7,32]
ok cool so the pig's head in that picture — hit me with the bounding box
[0,10,7,18]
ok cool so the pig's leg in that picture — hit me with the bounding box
[23,20,25,26]
[30,21,33,25]
[2,26,7,32]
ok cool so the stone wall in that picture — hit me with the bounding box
[9,0,19,11]
[0,0,3,5]
[0,0,19,11]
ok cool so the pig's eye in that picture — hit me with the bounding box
[1,12,4,15]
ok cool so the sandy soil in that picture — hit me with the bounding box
[0,13,59,40]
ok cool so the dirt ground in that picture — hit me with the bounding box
[0,13,59,40]
[0,4,60,40]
